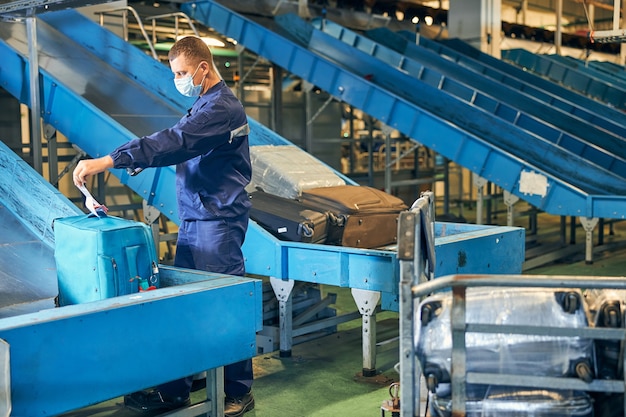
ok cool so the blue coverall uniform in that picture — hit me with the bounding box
[109,80,253,398]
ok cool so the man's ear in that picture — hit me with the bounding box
[201,61,211,76]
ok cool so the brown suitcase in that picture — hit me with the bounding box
[298,185,408,248]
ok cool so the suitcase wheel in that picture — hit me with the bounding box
[423,365,446,393]
[420,301,442,326]
[572,359,594,383]
[600,301,622,328]
[555,291,580,314]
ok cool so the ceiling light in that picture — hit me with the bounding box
[201,37,226,47]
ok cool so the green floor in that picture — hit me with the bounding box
[59,209,626,417]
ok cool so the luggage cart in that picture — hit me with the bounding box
[397,192,626,416]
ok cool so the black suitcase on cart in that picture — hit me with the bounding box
[587,289,625,380]
[429,384,594,417]
[249,191,328,244]
[585,289,626,417]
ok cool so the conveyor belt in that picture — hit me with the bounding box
[366,28,626,143]
[0,141,81,314]
[308,16,626,176]
[0,141,263,417]
[181,1,626,219]
[0,9,525,307]
[547,54,626,91]
[587,60,626,84]
[422,36,626,128]
[501,48,626,110]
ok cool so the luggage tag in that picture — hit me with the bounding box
[77,184,109,218]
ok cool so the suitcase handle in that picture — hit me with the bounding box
[297,223,314,238]
[328,212,347,227]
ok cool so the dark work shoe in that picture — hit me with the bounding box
[124,389,190,413]
[224,391,255,417]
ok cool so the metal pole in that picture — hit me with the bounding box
[555,0,563,55]
[271,65,283,134]
[27,17,42,174]
[622,0,626,65]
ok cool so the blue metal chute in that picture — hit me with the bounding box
[310,16,626,178]
[501,48,626,111]
[587,60,626,84]
[547,54,626,91]
[276,15,625,210]
[0,138,263,416]
[414,35,626,130]
[0,10,316,224]
[1,270,262,416]
[366,27,626,142]
[242,208,525,310]
[180,2,626,218]
[0,6,526,304]
[273,14,626,192]
[0,4,524,306]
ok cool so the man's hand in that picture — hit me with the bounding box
[73,156,114,187]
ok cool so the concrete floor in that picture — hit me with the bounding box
[58,206,626,417]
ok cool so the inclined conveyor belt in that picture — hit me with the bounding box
[415,35,626,130]
[501,47,626,111]
[547,54,626,91]
[307,16,626,176]
[0,139,262,417]
[587,60,626,84]
[181,1,626,219]
[0,9,524,315]
[366,28,626,141]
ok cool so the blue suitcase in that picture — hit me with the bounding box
[53,214,160,306]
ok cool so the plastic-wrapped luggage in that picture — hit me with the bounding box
[54,214,159,306]
[429,384,594,417]
[585,289,626,380]
[298,185,408,248]
[249,191,328,244]
[584,289,626,417]
[248,145,346,199]
[415,287,594,392]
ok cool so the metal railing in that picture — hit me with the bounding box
[95,6,158,59]
[144,12,200,43]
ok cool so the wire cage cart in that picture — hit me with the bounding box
[397,192,626,417]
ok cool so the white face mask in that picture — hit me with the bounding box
[174,64,205,97]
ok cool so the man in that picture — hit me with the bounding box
[72,36,254,416]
